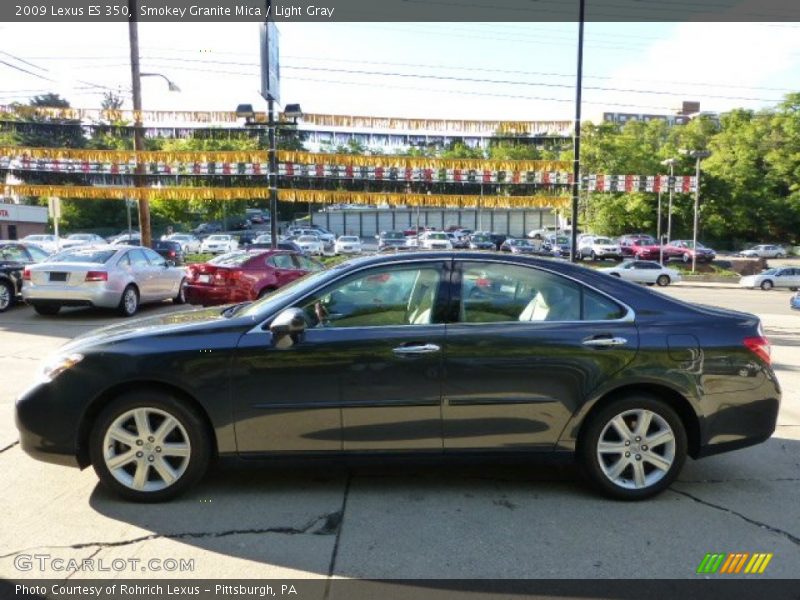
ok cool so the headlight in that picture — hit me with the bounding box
[39,353,84,381]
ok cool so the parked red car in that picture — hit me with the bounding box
[618,235,662,260]
[662,240,716,263]
[184,250,323,306]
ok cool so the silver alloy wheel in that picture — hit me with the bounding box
[596,409,676,490]
[102,407,191,492]
[123,288,138,314]
[0,282,10,311]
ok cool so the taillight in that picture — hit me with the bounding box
[213,269,241,285]
[23,267,31,281]
[85,271,108,282]
[168,250,176,257]
[744,336,771,365]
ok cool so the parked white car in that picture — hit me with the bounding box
[577,235,623,261]
[21,234,62,254]
[419,231,453,250]
[61,233,107,249]
[295,235,324,255]
[22,245,186,317]
[334,235,362,255]
[739,244,787,258]
[200,235,238,254]
[166,233,202,254]
[599,260,682,287]
[739,267,800,291]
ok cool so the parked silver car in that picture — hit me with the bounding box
[738,244,787,258]
[22,245,187,317]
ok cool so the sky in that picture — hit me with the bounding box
[1,21,799,123]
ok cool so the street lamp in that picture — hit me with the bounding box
[680,149,712,272]
[236,101,302,249]
[141,73,181,92]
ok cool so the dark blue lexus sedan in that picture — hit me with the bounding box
[16,252,780,502]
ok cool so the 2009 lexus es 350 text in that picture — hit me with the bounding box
[15,253,780,502]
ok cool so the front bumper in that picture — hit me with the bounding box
[16,380,82,468]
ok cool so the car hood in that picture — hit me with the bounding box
[59,306,246,353]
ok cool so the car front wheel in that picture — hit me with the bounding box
[89,391,211,502]
[760,280,774,291]
[579,394,687,500]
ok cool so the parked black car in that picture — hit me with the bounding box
[151,240,186,266]
[489,233,508,250]
[16,252,779,502]
[0,242,50,312]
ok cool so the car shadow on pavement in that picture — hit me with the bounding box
[85,435,800,580]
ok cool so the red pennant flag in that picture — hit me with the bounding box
[285,163,293,176]
[453,169,462,182]
[253,163,262,175]
[375,167,384,180]
[483,170,491,183]
[222,163,231,175]
[625,175,634,192]
[345,165,354,178]
[424,168,433,181]
[405,167,413,181]
[597,174,605,191]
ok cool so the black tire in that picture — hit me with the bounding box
[0,280,14,313]
[33,304,60,316]
[173,279,187,305]
[682,253,691,263]
[790,287,798,292]
[591,250,598,261]
[89,390,211,502]
[118,285,139,317]
[579,394,687,501]
[656,274,671,287]
[760,280,774,291]
[610,273,621,278]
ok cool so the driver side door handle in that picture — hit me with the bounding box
[392,343,441,355]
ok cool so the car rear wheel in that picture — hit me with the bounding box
[591,251,598,261]
[173,279,187,304]
[0,280,14,312]
[760,280,774,291]
[579,394,687,500]
[33,304,60,316]
[118,285,139,317]
[656,274,671,287]
[682,253,691,263]
[89,391,211,502]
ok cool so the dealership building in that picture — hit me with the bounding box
[0,202,48,240]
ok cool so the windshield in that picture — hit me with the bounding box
[382,232,404,240]
[595,237,614,245]
[255,235,272,243]
[48,249,116,263]
[339,237,359,242]
[472,235,490,242]
[208,252,251,266]
[760,269,777,275]
[68,234,92,240]
[207,235,228,241]
[298,236,318,242]
[170,235,189,240]
[428,233,447,240]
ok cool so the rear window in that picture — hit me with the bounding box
[49,249,116,264]
[154,241,180,250]
[208,252,252,266]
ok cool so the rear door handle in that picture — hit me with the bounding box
[392,343,441,355]
[582,336,628,347]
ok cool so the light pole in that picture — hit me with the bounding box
[681,150,712,272]
[660,158,678,245]
[570,0,586,262]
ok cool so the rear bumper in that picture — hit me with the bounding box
[184,284,233,306]
[22,284,120,308]
[697,397,780,458]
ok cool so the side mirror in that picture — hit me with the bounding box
[269,307,307,349]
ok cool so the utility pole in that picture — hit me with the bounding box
[128,0,150,247]
[570,0,585,262]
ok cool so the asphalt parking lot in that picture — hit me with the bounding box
[0,283,798,581]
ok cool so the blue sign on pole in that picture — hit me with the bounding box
[260,21,280,103]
